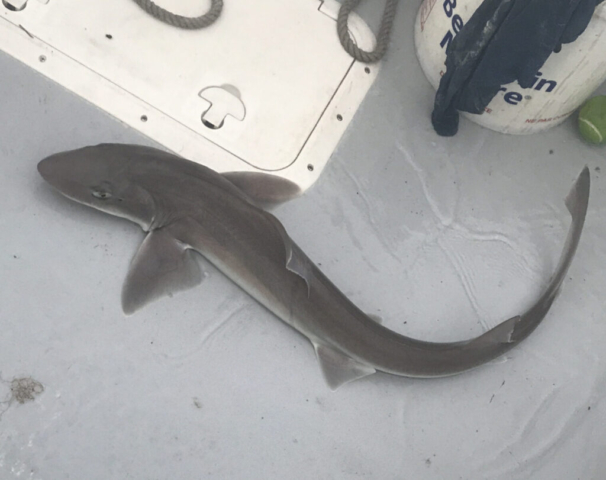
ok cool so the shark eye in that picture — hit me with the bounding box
[91,189,112,200]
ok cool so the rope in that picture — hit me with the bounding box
[130,0,397,62]
[130,0,223,29]
[337,0,399,63]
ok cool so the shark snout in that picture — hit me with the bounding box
[37,156,55,183]
[37,152,87,198]
[37,152,72,185]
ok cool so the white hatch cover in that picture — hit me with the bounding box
[0,0,379,195]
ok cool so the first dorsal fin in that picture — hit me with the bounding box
[221,171,301,208]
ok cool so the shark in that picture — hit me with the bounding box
[37,144,590,390]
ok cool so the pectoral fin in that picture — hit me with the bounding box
[121,228,203,315]
[314,343,376,390]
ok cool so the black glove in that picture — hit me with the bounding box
[431,0,604,136]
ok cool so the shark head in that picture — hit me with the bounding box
[38,145,156,230]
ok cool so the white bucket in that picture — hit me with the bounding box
[414,0,606,134]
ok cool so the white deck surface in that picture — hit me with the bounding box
[0,0,379,193]
[1,1,605,478]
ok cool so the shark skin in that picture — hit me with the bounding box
[37,144,590,390]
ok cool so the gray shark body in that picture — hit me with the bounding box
[38,144,590,389]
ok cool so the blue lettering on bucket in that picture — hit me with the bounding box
[443,0,456,17]
[498,72,558,105]
[440,0,462,50]
[439,13,463,49]
[503,91,523,105]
